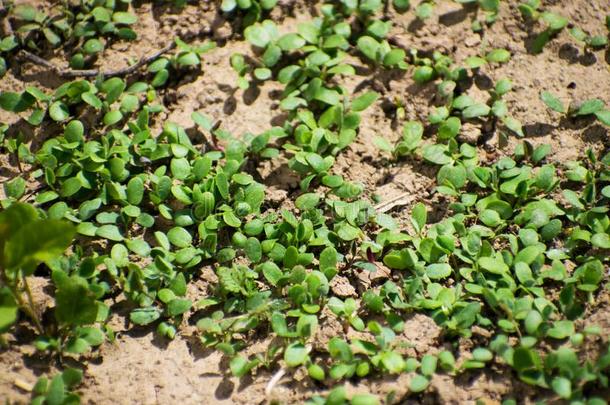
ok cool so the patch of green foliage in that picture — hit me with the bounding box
[1,0,610,403]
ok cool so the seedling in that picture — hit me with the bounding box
[31,368,83,405]
[518,1,568,53]
[540,91,610,126]
[415,1,435,20]
[0,203,75,336]
[221,0,277,27]
[2,2,610,403]
[454,0,501,30]
[569,27,609,52]
[147,39,216,87]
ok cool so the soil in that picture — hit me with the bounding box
[1,0,610,404]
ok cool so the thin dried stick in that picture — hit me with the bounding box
[374,191,415,212]
[19,42,176,78]
[265,367,286,398]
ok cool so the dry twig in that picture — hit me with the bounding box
[374,191,416,213]
[19,42,176,78]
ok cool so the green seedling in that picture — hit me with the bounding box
[518,1,568,53]
[415,1,435,20]
[221,0,278,27]
[540,91,610,126]
[147,39,216,87]
[569,27,609,52]
[31,368,83,405]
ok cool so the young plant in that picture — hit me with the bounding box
[221,0,278,28]
[374,120,423,158]
[31,368,83,405]
[518,1,569,53]
[569,27,609,53]
[147,39,216,87]
[540,91,610,127]
[0,203,74,336]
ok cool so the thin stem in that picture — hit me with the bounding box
[19,41,176,78]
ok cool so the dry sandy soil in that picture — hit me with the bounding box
[1,0,610,404]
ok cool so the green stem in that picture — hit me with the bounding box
[2,269,44,336]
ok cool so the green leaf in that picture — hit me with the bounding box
[357,36,379,61]
[374,136,393,152]
[420,354,437,376]
[595,110,610,127]
[230,355,258,378]
[541,12,568,31]
[284,342,309,367]
[64,120,84,143]
[101,77,126,104]
[4,177,26,199]
[472,348,493,362]
[551,376,571,399]
[253,68,272,80]
[126,239,151,257]
[95,225,124,242]
[512,347,540,372]
[130,307,161,325]
[413,66,434,83]
[126,177,144,205]
[411,202,427,233]
[547,320,574,339]
[167,299,192,317]
[465,56,487,69]
[170,157,191,180]
[478,256,508,274]
[462,103,491,119]
[83,38,104,54]
[110,243,129,267]
[415,2,434,19]
[351,91,379,112]
[486,49,511,63]
[47,374,66,405]
[167,227,192,248]
[79,326,105,346]
[503,116,524,137]
[54,274,98,326]
[0,287,18,333]
[112,11,138,25]
[336,222,361,241]
[262,261,282,286]
[576,99,604,116]
[381,351,405,373]
[244,22,274,48]
[91,7,111,22]
[103,110,123,126]
[409,374,430,392]
[245,237,262,262]
[438,117,461,140]
[426,263,451,279]
[5,220,75,273]
[295,193,320,210]
[177,52,200,66]
[0,91,35,112]
[49,101,69,122]
[314,87,341,106]
[422,144,451,165]
[61,368,83,388]
[277,33,305,51]
[591,233,610,249]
